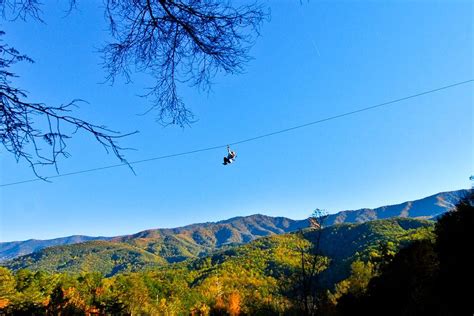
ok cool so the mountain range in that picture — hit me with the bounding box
[324,188,467,225]
[0,189,469,264]
[3,216,435,280]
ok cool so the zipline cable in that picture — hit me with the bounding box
[1,79,472,188]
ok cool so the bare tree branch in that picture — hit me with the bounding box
[296,209,329,315]
[0,0,43,21]
[0,32,137,177]
[102,0,267,126]
[0,0,267,177]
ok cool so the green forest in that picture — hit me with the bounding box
[0,192,472,315]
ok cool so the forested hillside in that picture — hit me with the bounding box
[0,215,308,263]
[2,218,434,281]
[1,189,465,262]
[2,194,471,315]
[1,190,471,315]
[2,241,166,276]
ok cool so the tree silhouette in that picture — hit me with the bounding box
[296,209,329,315]
[434,190,473,315]
[335,190,474,316]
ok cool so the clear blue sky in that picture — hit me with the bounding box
[1,0,472,242]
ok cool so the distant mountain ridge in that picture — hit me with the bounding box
[113,214,308,245]
[109,214,309,264]
[325,189,468,225]
[1,188,469,262]
[0,236,110,262]
[0,215,308,263]
[2,215,311,275]
[2,217,435,278]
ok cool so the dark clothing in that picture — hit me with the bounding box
[223,147,236,165]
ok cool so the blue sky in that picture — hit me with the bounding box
[0,0,472,242]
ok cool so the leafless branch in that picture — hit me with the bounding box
[0,0,43,22]
[0,0,267,177]
[0,32,137,177]
[102,0,267,126]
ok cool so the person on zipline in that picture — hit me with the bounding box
[223,145,237,165]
